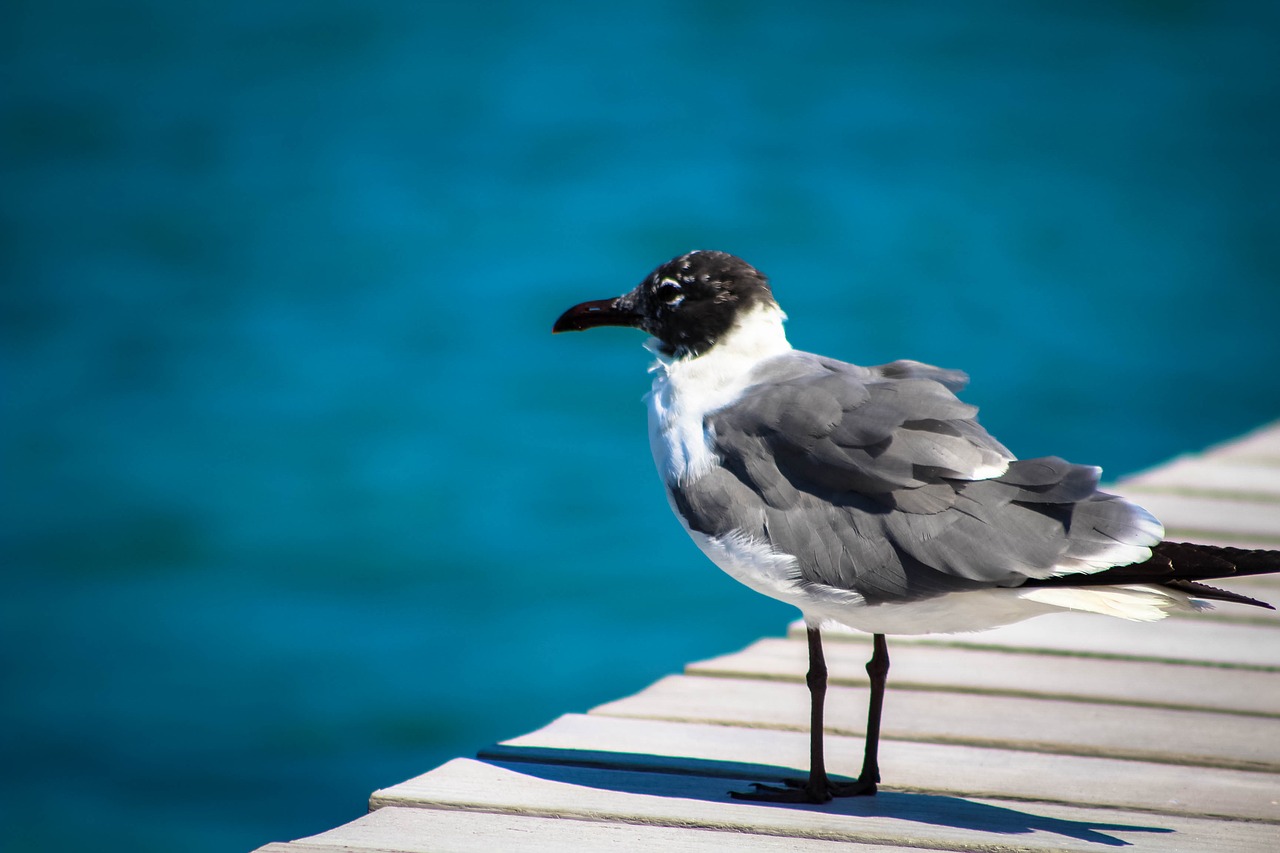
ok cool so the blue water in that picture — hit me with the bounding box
[4,2,1279,850]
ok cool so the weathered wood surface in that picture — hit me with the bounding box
[256,421,1280,851]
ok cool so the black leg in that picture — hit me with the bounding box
[803,625,830,795]
[731,628,887,803]
[832,632,888,796]
[732,626,832,802]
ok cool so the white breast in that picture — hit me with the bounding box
[645,305,792,487]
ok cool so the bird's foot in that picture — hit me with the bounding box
[829,776,877,798]
[730,775,876,804]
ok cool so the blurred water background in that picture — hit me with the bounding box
[4,1,1279,850]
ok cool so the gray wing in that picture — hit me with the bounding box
[674,352,1161,604]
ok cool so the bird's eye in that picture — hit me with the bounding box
[656,280,683,304]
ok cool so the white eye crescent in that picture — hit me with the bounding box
[656,278,684,305]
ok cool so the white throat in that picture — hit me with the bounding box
[646,304,792,486]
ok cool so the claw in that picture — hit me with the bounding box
[729,776,876,804]
[731,780,831,804]
[829,778,877,797]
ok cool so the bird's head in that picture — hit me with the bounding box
[552,250,777,358]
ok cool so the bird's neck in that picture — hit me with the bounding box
[647,303,792,398]
[645,304,791,486]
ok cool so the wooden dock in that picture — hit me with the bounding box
[256,423,1280,852]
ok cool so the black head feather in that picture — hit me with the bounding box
[625,251,777,357]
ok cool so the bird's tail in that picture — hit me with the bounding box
[1023,541,1280,610]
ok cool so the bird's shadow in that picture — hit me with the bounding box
[478,745,1173,847]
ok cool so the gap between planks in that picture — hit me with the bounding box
[684,636,1280,718]
[587,673,1280,774]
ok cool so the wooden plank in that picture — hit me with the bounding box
[255,803,911,853]
[1108,425,1280,546]
[464,714,1280,823]
[371,755,1278,851]
[803,612,1280,669]
[685,637,1280,717]
[589,673,1280,772]
[1104,491,1280,545]
[1199,422,1280,463]
[1119,458,1280,499]
[1144,530,1280,550]
[1226,574,1280,593]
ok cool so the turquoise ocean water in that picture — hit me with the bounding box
[4,2,1279,850]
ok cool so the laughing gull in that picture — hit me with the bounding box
[553,249,1280,804]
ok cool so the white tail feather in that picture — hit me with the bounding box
[1018,584,1207,622]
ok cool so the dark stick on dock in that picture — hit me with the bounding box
[256,423,1280,852]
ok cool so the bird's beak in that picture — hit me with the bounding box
[552,296,642,334]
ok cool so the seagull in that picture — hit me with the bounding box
[552,249,1280,804]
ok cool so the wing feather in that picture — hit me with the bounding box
[680,351,1162,604]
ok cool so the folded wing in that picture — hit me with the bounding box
[673,353,1163,604]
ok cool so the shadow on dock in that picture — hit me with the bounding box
[478,745,1174,847]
